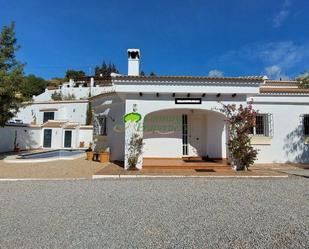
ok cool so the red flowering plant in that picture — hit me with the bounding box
[220,101,258,170]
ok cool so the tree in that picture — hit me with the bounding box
[220,102,258,170]
[149,72,156,76]
[65,69,86,80]
[140,71,145,76]
[95,61,119,77]
[47,77,65,88]
[20,74,48,99]
[86,102,92,125]
[0,22,24,126]
[297,72,309,88]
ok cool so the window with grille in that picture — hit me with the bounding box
[303,115,309,136]
[249,114,273,137]
[94,116,107,136]
[182,114,188,155]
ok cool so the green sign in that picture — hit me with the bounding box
[123,112,142,123]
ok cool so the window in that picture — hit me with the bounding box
[182,114,188,155]
[250,114,273,137]
[43,112,55,123]
[94,115,107,136]
[303,115,309,136]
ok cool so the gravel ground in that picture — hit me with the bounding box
[0,158,104,179]
[0,178,308,249]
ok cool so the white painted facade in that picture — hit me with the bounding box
[12,100,89,125]
[0,75,123,153]
[1,96,94,153]
[91,49,309,169]
[34,78,114,101]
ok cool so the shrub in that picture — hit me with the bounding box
[127,133,144,169]
[221,102,258,170]
[51,91,62,101]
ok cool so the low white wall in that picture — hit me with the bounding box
[34,86,115,101]
[79,129,93,149]
[143,110,183,157]
[0,126,41,153]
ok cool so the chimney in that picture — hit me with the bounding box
[127,49,140,76]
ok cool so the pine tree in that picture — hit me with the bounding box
[95,61,119,77]
[0,22,24,126]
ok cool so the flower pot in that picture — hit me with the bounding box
[14,147,21,153]
[99,152,110,163]
[86,151,93,161]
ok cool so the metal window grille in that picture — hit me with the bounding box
[182,114,188,155]
[303,114,309,136]
[250,114,273,137]
[94,115,107,136]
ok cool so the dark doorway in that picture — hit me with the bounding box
[64,130,72,148]
[43,129,52,148]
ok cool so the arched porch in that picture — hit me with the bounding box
[143,108,227,160]
[124,106,228,169]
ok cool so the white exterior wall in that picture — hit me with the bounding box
[79,129,93,149]
[12,101,89,125]
[92,95,125,161]
[143,109,183,158]
[143,109,227,159]
[205,112,227,159]
[251,95,309,163]
[34,85,114,101]
[0,126,41,153]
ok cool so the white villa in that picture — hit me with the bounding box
[0,77,113,153]
[91,49,309,169]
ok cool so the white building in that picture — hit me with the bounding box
[0,76,118,153]
[34,76,114,101]
[91,49,309,169]
[0,100,93,153]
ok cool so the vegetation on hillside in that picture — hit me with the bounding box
[65,69,86,80]
[21,74,48,99]
[297,72,309,88]
[0,22,25,126]
[51,92,76,101]
[95,61,119,77]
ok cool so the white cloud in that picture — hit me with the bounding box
[273,10,289,28]
[208,69,224,77]
[211,40,309,79]
[272,0,292,28]
[265,65,289,80]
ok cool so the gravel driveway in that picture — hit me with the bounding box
[0,178,308,249]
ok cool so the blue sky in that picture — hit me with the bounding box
[0,0,308,79]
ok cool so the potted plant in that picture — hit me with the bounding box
[79,141,85,148]
[221,102,258,170]
[86,143,93,161]
[127,133,144,170]
[99,147,110,163]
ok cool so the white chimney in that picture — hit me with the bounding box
[127,49,140,76]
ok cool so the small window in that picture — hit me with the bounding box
[250,114,272,137]
[94,116,107,136]
[43,112,55,123]
[303,115,309,136]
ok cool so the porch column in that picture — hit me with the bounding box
[124,118,144,170]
